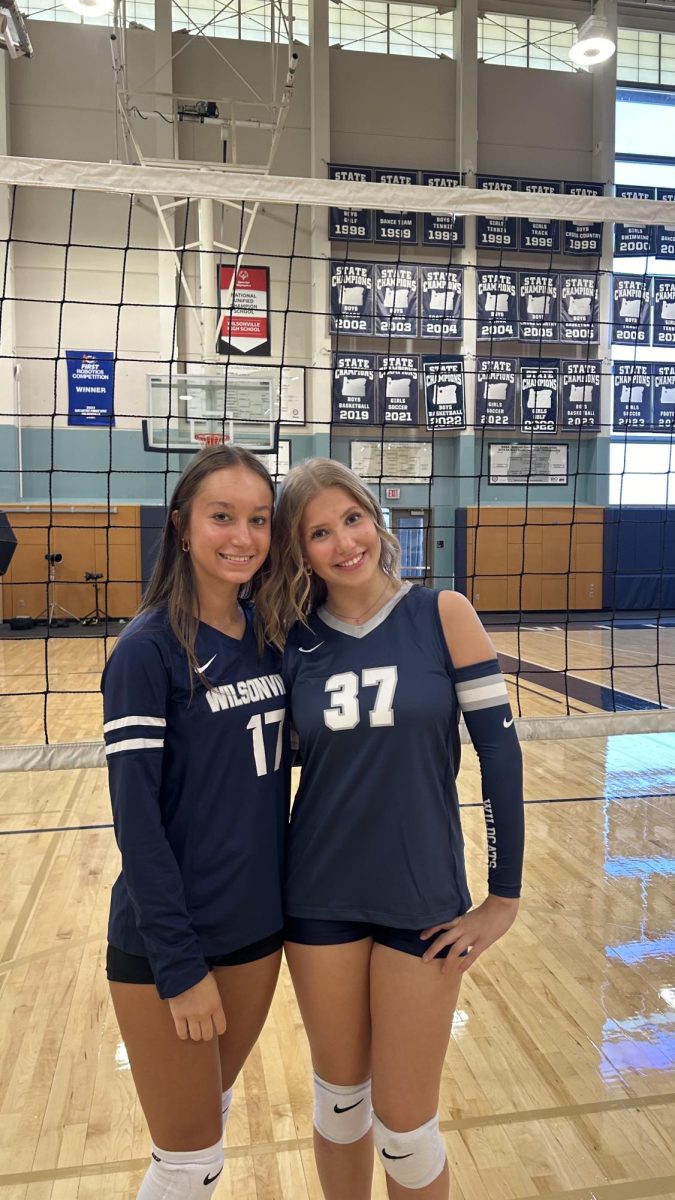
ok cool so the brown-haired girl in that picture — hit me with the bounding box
[258,458,524,1200]
[102,445,290,1200]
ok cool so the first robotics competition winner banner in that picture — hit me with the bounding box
[66,350,115,426]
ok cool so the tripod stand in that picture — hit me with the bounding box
[81,572,112,625]
[37,554,79,626]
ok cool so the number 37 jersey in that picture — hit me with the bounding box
[283,583,471,928]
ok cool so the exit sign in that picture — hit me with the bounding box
[385,487,401,499]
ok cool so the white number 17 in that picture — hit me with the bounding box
[246,709,286,777]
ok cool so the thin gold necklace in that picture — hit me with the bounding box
[324,579,399,625]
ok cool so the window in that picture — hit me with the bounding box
[609,441,675,506]
[23,0,155,27]
[478,12,575,72]
[618,28,675,86]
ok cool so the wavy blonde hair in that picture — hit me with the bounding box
[257,458,400,649]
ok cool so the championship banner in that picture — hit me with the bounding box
[66,350,115,426]
[519,179,562,253]
[563,181,604,256]
[653,362,675,432]
[476,270,518,340]
[656,187,675,259]
[330,261,374,335]
[614,185,655,257]
[559,273,599,344]
[611,275,651,346]
[475,358,517,429]
[613,362,652,431]
[374,168,418,244]
[332,353,377,425]
[560,360,601,432]
[520,358,559,433]
[375,263,418,337]
[328,164,373,243]
[652,276,675,347]
[420,266,463,339]
[422,173,465,248]
[422,357,466,430]
[519,272,559,343]
[217,266,271,355]
[476,176,518,251]
[377,354,420,426]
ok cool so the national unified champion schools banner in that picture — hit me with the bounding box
[67,351,115,426]
[217,266,271,355]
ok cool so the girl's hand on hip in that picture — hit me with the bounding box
[168,972,227,1041]
[420,894,520,974]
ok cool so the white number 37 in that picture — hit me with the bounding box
[324,666,398,731]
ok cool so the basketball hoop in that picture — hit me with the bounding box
[194,432,230,447]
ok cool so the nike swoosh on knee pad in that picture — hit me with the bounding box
[382,1149,413,1160]
[334,1099,364,1114]
[203,1166,224,1185]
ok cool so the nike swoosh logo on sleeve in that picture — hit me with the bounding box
[503,717,514,728]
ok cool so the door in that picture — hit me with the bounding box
[390,508,432,583]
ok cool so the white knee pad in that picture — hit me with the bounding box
[137,1139,225,1199]
[373,1111,446,1190]
[313,1072,372,1144]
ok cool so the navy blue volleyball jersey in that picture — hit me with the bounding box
[284,583,524,929]
[283,583,471,927]
[102,605,290,999]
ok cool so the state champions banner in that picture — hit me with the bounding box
[559,273,599,345]
[217,266,271,356]
[374,168,418,245]
[519,179,561,254]
[520,358,559,434]
[560,360,601,432]
[422,173,465,248]
[67,350,115,426]
[653,362,675,432]
[475,358,517,430]
[328,164,373,242]
[378,354,420,426]
[612,275,652,346]
[652,276,675,348]
[656,187,675,260]
[476,176,518,251]
[332,352,377,425]
[613,362,653,431]
[420,266,463,339]
[614,185,655,258]
[375,263,418,337]
[519,272,559,343]
[330,261,374,335]
[423,357,466,430]
[476,270,518,340]
[563,181,604,256]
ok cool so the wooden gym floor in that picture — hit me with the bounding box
[0,626,674,1198]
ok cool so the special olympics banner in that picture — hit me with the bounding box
[375,263,418,337]
[559,273,599,345]
[374,168,418,244]
[563,181,604,256]
[519,179,561,254]
[476,176,518,251]
[614,185,655,257]
[420,266,463,339]
[422,357,466,430]
[422,173,465,248]
[613,362,652,431]
[476,270,518,341]
[656,187,675,260]
[612,275,651,346]
[653,362,675,432]
[328,164,373,243]
[378,354,420,426]
[520,358,559,434]
[67,350,115,426]
[332,353,377,425]
[519,272,559,343]
[560,360,601,432]
[217,266,271,355]
[652,276,675,348]
[330,261,374,336]
[475,358,517,430]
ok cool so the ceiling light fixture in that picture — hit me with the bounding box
[569,0,616,67]
[62,0,114,17]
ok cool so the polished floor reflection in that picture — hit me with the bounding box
[0,733,673,1196]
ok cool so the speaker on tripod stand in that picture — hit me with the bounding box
[81,572,112,625]
[37,553,79,626]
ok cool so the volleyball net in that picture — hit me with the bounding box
[0,154,673,769]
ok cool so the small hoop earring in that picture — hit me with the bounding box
[304,563,313,576]
[182,540,190,553]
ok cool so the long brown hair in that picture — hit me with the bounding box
[257,458,400,650]
[139,444,274,675]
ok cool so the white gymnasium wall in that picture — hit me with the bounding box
[7,23,599,431]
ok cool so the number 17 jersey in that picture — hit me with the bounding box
[283,583,471,928]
